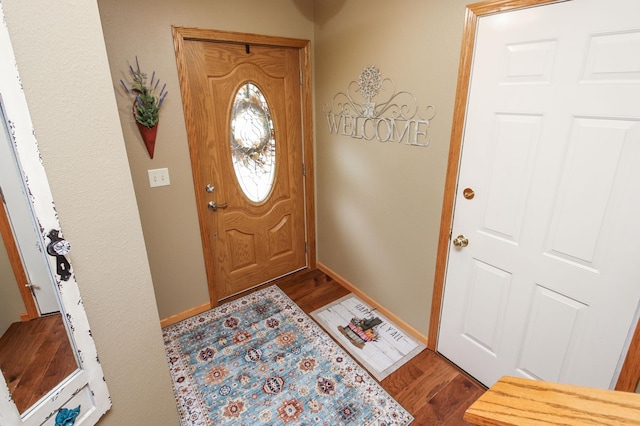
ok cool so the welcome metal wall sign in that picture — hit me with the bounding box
[324,66,436,147]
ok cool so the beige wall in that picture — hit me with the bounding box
[97,0,315,320]
[2,1,178,424]
[314,0,469,336]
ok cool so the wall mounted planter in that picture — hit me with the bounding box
[136,121,158,159]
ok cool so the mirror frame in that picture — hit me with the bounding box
[0,3,110,425]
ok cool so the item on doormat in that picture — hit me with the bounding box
[339,316,383,348]
[312,294,426,381]
[163,286,413,425]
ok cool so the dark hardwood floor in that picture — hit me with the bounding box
[0,313,77,413]
[224,268,486,425]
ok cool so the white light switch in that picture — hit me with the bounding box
[148,168,170,188]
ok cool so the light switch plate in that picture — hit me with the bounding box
[148,168,170,188]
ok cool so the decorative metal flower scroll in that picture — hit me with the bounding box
[323,66,436,146]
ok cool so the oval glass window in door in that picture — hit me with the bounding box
[230,82,276,202]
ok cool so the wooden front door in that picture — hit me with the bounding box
[436,0,640,389]
[174,29,312,302]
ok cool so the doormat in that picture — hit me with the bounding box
[163,286,413,425]
[311,295,425,381]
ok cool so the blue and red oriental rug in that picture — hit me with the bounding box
[163,286,413,425]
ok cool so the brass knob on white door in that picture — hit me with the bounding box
[453,235,468,248]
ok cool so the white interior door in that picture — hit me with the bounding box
[438,0,640,389]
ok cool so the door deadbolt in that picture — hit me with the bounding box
[463,188,475,200]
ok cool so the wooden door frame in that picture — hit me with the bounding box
[428,0,640,392]
[0,200,38,321]
[172,27,316,305]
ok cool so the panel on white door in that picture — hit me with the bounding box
[502,40,557,84]
[547,117,636,267]
[462,260,512,356]
[483,114,541,241]
[517,286,587,382]
[583,30,640,82]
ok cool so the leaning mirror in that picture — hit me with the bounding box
[0,4,110,424]
[0,106,79,415]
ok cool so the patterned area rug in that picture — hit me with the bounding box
[163,286,413,425]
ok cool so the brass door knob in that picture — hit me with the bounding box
[453,235,468,248]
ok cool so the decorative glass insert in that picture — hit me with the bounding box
[230,82,276,202]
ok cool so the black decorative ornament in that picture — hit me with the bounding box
[46,229,72,281]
